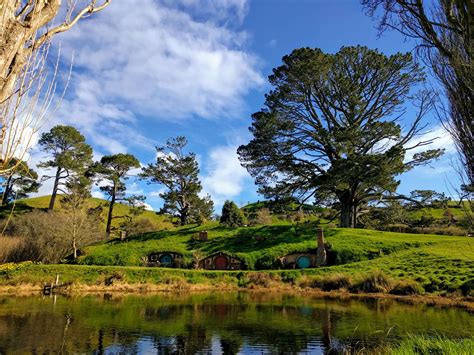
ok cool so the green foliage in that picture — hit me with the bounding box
[220,200,246,227]
[0,159,40,204]
[238,46,443,228]
[93,153,141,237]
[141,136,213,225]
[38,125,93,210]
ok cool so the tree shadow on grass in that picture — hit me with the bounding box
[0,202,43,219]
[189,225,318,255]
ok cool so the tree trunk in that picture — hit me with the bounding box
[73,239,77,259]
[105,184,116,239]
[338,191,354,228]
[48,166,61,210]
[316,228,327,266]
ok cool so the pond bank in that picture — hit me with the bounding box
[1,282,472,311]
[1,262,472,310]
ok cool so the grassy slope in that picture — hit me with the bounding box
[1,195,173,231]
[1,197,472,294]
[68,222,474,293]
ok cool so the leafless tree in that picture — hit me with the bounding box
[0,0,110,104]
[362,0,473,190]
[0,1,110,175]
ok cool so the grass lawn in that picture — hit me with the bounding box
[0,195,173,231]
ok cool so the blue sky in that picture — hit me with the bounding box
[29,0,458,211]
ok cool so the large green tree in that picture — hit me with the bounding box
[93,153,141,239]
[238,46,443,228]
[141,136,214,225]
[38,125,93,210]
[0,159,40,205]
[362,0,473,191]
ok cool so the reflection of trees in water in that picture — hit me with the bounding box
[0,294,472,353]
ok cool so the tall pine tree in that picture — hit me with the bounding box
[93,153,141,239]
[141,136,214,225]
[38,125,93,210]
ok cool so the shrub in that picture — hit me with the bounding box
[350,271,393,293]
[220,200,247,227]
[389,280,424,295]
[251,208,272,225]
[122,218,156,237]
[299,273,352,291]
[6,209,102,263]
[0,236,31,263]
[243,272,281,288]
[459,279,473,296]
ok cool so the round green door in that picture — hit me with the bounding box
[296,255,311,269]
[159,254,173,267]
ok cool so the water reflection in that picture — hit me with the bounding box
[0,292,471,354]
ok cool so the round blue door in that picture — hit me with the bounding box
[296,255,311,269]
[159,254,173,267]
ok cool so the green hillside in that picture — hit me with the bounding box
[0,195,173,231]
[75,222,473,293]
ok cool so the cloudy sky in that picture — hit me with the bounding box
[29,0,458,211]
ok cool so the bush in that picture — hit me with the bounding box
[220,200,247,227]
[350,271,393,293]
[243,272,281,288]
[7,210,102,263]
[299,273,352,291]
[250,208,272,225]
[459,279,473,296]
[122,218,156,237]
[389,280,424,295]
[0,236,31,263]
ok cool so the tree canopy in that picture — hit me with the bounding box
[238,46,443,228]
[220,200,247,227]
[38,125,93,210]
[0,159,40,205]
[93,153,141,238]
[362,0,473,193]
[141,136,214,225]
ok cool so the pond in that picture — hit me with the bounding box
[0,292,472,354]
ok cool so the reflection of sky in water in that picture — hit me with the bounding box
[103,336,325,354]
[0,293,472,354]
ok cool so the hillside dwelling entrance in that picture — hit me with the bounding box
[147,252,183,268]
[280,253,317,269]
[198,252,243,270]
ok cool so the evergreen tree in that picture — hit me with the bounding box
[238,46,443,228]
[93,153,141,238]
[141,136,214,225]
[0,159,40,205]
[220,200,246,227]
[38,125,93,210]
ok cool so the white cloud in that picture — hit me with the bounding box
[150,189,166,198]
[91,189,106,200]
[141,202,154,211]
[405,125,456,162]
[51,0,262,152]
[202,145,250,207]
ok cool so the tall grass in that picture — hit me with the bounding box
[0,236,25,263]
[381,335,474,355]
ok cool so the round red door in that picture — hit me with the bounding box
[214,255,229,270]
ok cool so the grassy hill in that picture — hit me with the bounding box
[0,195,174,231]
[75,222,473,293]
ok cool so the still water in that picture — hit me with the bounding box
[0,292,472,354]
